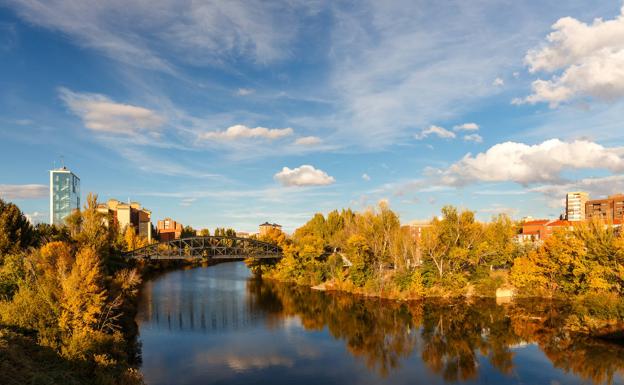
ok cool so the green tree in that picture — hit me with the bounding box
[421,206,483,280]
[181,225,196,238]
[34,223,71,245]
[347,234,374,287]
[71,193,114,262]
[0,199,36,259]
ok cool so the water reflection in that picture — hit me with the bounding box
[137,263,624,385]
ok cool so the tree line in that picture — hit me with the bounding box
[259,202,624,303]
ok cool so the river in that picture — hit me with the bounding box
[136,262,624,385]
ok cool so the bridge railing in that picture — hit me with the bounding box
[124,236,282,260]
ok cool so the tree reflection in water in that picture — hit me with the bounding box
[247,279,624,384]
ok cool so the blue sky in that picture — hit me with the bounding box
[2,0,624,232]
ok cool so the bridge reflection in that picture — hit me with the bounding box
[136,266,283,333]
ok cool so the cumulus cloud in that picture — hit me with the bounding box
[294,136,321,146]
[432,138,624,186]
[274,165,335,187]
[362,173,371,181]
[531,174,624,200]
[517,6,624,106]
[453,122,479,131]
[493,77,504,86]
[59,88,165,134]
[463,133,483,143]
[199,124,294,141]
[0,184,47,199]
[414,125,456,140]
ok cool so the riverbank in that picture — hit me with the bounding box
[267,274,624,341]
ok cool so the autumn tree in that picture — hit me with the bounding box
[59,246,106,334]
[123,226,148,251]
[420,206,483,282]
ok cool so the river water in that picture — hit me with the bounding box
[136,262,624,385]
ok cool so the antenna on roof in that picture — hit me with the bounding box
[60,155,65,169]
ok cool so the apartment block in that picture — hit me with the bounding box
[157,218,183,241]
[97,199,152,241]
[565,191,588,221]
[585,194,624,223]
[259,222,282,236]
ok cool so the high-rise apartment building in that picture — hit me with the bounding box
[565,191,589,221]
[49,166,80,225]
[586,194,624,223]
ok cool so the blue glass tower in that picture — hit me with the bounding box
[49,167,80,225]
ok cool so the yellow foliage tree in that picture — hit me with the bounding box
[59,247,107,334]
[123,226,148,251]
[38,241,74,278]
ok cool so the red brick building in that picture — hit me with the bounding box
[517,219,574,241]
[157,218,183,241]
[586,194,624,223]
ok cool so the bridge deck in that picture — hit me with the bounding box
[124,236,282,260]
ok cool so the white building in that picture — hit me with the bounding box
[566,192,589,221]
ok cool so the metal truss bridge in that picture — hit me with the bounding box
[124,236,282,260]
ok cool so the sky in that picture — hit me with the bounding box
[1,0,624,232]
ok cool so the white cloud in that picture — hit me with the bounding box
[59,88,165,135]
[180,198,197,207]
[25,211,47,224]
[433,138,624,186]
[326,1,569,146]
[463,133,483,143]
[274,165,335,187]
[362,173,371,181]
[453,122,479,131]
[199,124,294,141]
[518,6,624,106]
[493,77,504,86]
[294,136,322,146]
[0,184,47,199]
[237,88,255,96]
[414,125,456,140]
[6,0,314,70]
[531,174,624,201]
